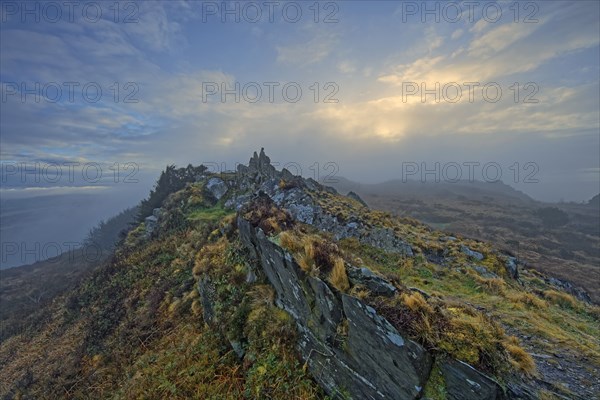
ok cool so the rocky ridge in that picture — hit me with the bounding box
[177,149,597,399]
[3,149,597,400]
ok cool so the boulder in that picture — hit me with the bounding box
[460,245,484,261]
[546,277,591,303]
[281,168,295,182]
[206,177,228,200]
[473,265,498,279]
[440,358,504,400]
[363,227,414,256]
[341,294,432,399]
[347,266,397,297]
[197,277,215,324]
[505,257,519,280]
[144,215,158,238]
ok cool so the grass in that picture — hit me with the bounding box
[3,173,598,399]
[336,235,599,379]
[187,205,232,224]
[0,184,326,399]
[543,290,579,310]
[355,186,600,303]
[259,197,595,382]
[504,336,536,376]
[329,257,350,292]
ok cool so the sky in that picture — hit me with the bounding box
[0,1,599,264]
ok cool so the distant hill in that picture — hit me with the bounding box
[333,177,536,205]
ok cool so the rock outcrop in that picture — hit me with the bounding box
[347,191,369,208]
[197,150,578,399]
[460,245,484,261]
[143,207,162,238]
[238,217,433,399]
[237,215,505,400]
[225,150,414,257]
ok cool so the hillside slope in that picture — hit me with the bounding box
[331,178,600,303]
[1,150,598,399]
[0,207,138,342]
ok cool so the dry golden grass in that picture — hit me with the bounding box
[329,257,350,292]
[297,252,317,275]
[279,230,301,253]
[192,238,227,277]
[507,292,548,309]
[402,292,434,315]
[398,257,415,272]
[504,336,537,376]
[350,286,371,300]
[191,299,202,316]
[304,240,315,261]
[543,290,579,310]
[474,276,506,296]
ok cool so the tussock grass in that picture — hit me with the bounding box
[192,237,228,277]
[329,257,350,292]
[473,275,506,296]
[507,292,548,309]
[402,292,433,314]
[504,336,537,376]
[543,290,579,310]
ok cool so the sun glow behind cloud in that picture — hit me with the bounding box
[0,0,598,201]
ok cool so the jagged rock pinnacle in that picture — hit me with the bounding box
[238,148,277,184]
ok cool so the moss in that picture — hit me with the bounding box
[423,361,447,400]
[187,205,232,224]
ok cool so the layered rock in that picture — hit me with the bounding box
[237,216,506,399]
[238,217,433,399]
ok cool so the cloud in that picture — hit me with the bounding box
[337,60,356,74]
[376,4,600,87]
[276,28,338,66]
[0,1,598,203]
[451,29,464,40]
